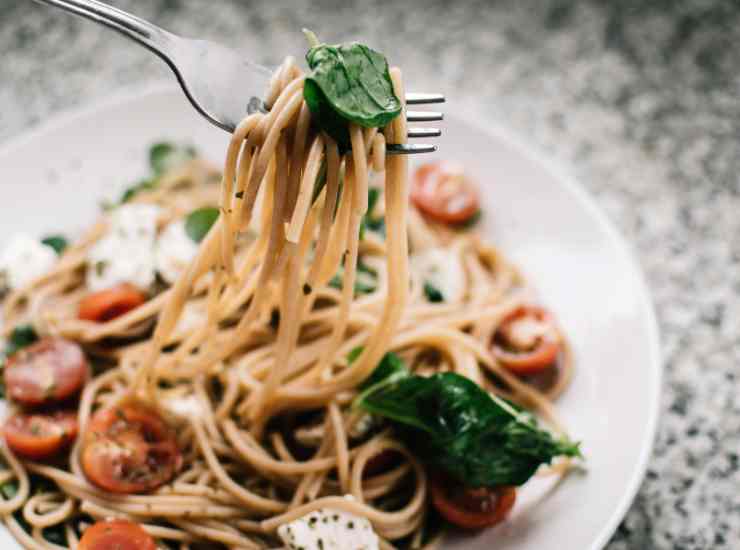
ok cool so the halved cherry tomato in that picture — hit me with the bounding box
[411,161,480,224]
[430,475,516,530]
[4,338,89,407]
[492,306,562,375]
[4,410,78,460]
[79,519,156,550]
[78,283,147,323]
[81,404,181,494]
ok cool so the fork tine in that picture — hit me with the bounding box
[408,127,441,139]
[387,143,437,155]
[405,93,446,105]
[407,111,444,122]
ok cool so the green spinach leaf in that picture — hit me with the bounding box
[0,325,39,398]
[5,325,38,357]
[185,207,219,243]
[303,31,402,149]
[423,281,444,303]
[356,362,581,487]
[359,187,385,240]
[119,178,156,204]
[329,260,377,296]
[41,235,68,255]
[150,142,197,175]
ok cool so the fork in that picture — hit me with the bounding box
[32,0,444,154]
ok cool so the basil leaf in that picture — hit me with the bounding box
[149,142,196,175]
[41,235,68,255]
[357,367,581,487]
[185,207,219,243]
[304,37,402,149]
[423,281,444,303]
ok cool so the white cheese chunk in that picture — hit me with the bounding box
[410,247,466,303]
[277,497,379,550]
[0,234,57,290]
[87,204,160,292]
[155,220,199,285]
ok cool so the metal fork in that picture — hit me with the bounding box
[32,0,444,154]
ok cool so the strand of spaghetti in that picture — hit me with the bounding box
[328,403,350,493]
[372,133,386,173]
[248,196,322,425]
[190,421,286,513]
[261,442,426,532]
[0,443,31,515]
[220,114,261,277]
[21,493,74,529]
[284,102,313,222]
[240,83,304,229]
[313,163,363,379]
[286,134,325,243]
[305,137,340,287]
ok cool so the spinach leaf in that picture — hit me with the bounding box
[0,479,17,500]
[329,260,377,296]
[185,207,219,243]
[119,178,156,204]
[41,235,68,255]
[150,142,197,175]
[106,142,197,208]
[303,31,402,149]
[5,325,38,357]
[423,281,444,303]
[455,209,482,229]
[359,187,385,240]
[347,346,365,365]
[357,352,408,394]
[356,363,581,488]
[0,325,39,398]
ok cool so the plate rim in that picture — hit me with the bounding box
[0,82,663,550]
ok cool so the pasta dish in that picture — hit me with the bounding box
[0,32,581,550]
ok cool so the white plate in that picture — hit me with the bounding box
[0,85,661,550]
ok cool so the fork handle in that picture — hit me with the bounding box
[32,0,174,58]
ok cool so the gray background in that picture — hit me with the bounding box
[2,1,738,548]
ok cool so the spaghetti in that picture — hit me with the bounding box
[0,49,577,550]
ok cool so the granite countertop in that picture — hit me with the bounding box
[1,0,737,548]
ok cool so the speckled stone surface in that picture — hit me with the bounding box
[1,0,738,548]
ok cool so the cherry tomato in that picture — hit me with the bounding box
[4,338,89,407]
[78,283,147,323]
[430,476,516,530]
[4,410,78,460]
[81,404,181,494]
[492,306,562,375]
[411,161,480,224]
[79,519,156,550]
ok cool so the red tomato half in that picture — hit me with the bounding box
[4,410,78,460]
[430,476,516,530]
[81,404,181,494]
[4,338,89,407]
[78,283,147,323]
[411,161,480,224]
[79,519,156,550]
[492,306,562,375]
